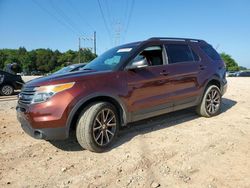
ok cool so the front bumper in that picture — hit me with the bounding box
[16,106,68,140]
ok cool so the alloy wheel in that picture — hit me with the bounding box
[93,108,117,146]
[205,88,221,114]
[1,85,13,96]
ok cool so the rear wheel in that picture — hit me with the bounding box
[76,102,119,152]
[0,85,14,96]
[196,85,222,117]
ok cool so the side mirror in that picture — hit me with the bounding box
[126,58,148,70]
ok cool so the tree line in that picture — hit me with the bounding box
[0,47,97,74]
[0,47,247,73]
[220,52,247,71]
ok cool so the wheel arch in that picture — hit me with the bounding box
[65,94,128,136]
[0,82,15,88]
[198,75,222,104]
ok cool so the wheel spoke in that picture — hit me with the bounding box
[105,130,110,143]
[213,104,217,112]
[208,105,212,113]
[102,110,105,123]
[107,123,116,127]
[107,116,115,124]
[93,125,102,131]
[96,117,102,126]
[212,90,216,98]
[95,131,102,141]
[214,96,220,101]
[107,129,114,136]
[208,93,211,100]
[105,109,110,122]
[214,100,219,104]
[100,131,104,145]
[214,92,218,100]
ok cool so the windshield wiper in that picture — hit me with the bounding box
[82,68,93,70]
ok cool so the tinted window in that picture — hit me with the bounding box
[166,44,194,64]
[200,44,221,60]
[130,46,163,67]
[191,49,200,61]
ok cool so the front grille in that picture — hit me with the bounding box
[18,86,36,104]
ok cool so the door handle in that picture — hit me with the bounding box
[199,65,207,70]
[160,71,169,76]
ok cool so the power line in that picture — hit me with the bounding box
[123,0,129,28]
[124,0,135,37]
[50,0,84,36]
[66,0,95,32]
[97,0,112,42]
[32,0,79,36]
[105,0,115,26]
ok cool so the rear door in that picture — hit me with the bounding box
[164,43,201,110]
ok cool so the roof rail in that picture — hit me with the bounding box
[148,37,202,42]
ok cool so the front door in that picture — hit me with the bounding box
[125,45,173,121]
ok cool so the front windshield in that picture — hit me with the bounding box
[54,65,76,74]
[83,46,135,71]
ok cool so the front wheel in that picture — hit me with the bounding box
[76,102,119,152]
[0,85,14,96]
[196,85,222,117]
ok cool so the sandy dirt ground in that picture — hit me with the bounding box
[0,77,250,188]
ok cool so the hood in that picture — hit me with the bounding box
[26,70,110,87]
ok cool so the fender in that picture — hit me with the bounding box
[198,74,222,103]
[65,92,130,137]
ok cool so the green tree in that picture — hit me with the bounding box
[239,66,247,70]
[0,47,97,73]
[80,48,97,63]
[220,52,239,71]
[0,51,7,69]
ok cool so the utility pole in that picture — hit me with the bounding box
[78,37,81,64]
[94,31,96,55]
[114,21,121,46]
[78,32,96,63]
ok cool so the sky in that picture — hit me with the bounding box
[0,0,250,68]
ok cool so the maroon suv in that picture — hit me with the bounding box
[16,37,227,152]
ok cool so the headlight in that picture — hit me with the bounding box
[0,74,5,84]
[31,82,75,104]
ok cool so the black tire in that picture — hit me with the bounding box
[0,85,14,96]
[196,85,222,117]
[76,102,119,152]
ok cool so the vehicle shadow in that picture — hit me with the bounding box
[49,97,237,152]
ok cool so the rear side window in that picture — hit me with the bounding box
[165,44,196,64]
[200,44,221,60]
[191,49,200,61]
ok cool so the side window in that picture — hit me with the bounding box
[191,49,200,61]
[200,44,221,60]
[165,44,194,64]
[130,46,163,67]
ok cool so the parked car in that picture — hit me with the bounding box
[16,37,227,152]
[53,63,87,75]
[30,71,44,76]
[0,70,24,96]
[226,71,238,77]
[236,71,250,77]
